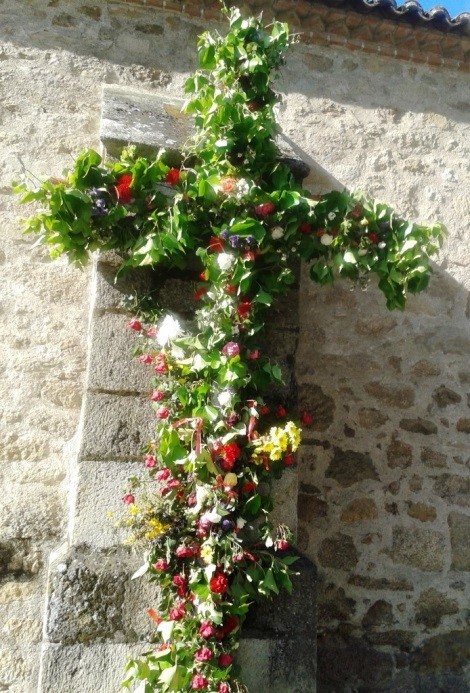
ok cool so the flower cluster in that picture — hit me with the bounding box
[16,6,445,692]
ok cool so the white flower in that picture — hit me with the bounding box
[217,253,235,271]
[217,390,232,407]
[157,315,182,346]
[236,517,246,529]
[271,226,284,240]
[328,212,336,220]
[378,241,386,249]
[206,509,222,523]
[320,233,334,246]
[358,248,368,256]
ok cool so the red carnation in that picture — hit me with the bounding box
[151,389,165,402]
[369,233,379,244]
[236,300,251,320]
[209,571,229,594]
[191,675,208,691]
[241,480,256,494]
[260,405,269,415]
[155,468,170,481]
[115,174,133,204]
[194,646,213,662]
[121,493,134,505]
[169,603,185,620]
[283,454,295,467]
[165,168,180,185]
[172,575,187,596]
[254,202,275,218]
[221,442,241,465]
[199,621,216,638]
[152,558,168,571]
[144,454,156,468]
[222,615,238,635]
[128,318,142,331]
[276,405,287,418]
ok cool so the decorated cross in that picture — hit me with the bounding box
[15,8,445,693]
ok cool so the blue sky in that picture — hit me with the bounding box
[402,0,470,15]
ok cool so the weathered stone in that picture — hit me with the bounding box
[100,87,190,160]
[79,392,153,461]
[448,512,470,571]
[135,23,164,35]
[347,575,413,591]
[386,438,413,469]
[298,493,328,521]
[411,359,441,377]
[317,632,394,691]
[0,539,41,578]
[357,407,389,428]
[456,417,470,433]
[93,261,155,314]
[421,446,447,468]
[364,382,415,409]
[410,630,470,673]
[87,312,151,393]
[434,474,470,507]
[390,527,445,571]
[318,584,355,622]
[78,5,101,20]
[432,385,462,408]
[399,417,438,435]
[407,502,437,522]
[318,534,358,570]
[362,600,394,629]
[355,316,397,336]
[297,384,335,431]
[340,498,378,523]
[364,630,415,649]
[326,448,378,487]
[409,474,423,492]
[415,588,459,628]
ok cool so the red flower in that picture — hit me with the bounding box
[175,544,198,559]
[243,251,256,262]
[151,390,165,402]
[248,350,259,360]
[236,300,251,320]
[172,575,187,596]
[369,233,379,244]
[276,539,289,551]
[221,177,236,193]
[283,454,295,467]
[121,493,134,505]
[254,202,275,218]
[156,406,170,420]
[208,236,224,252]
[194,646,213,662]
[209,571,229,594]
[144,454,156,468]
[152,559,168,571]
[139,354,153,365]
[165,168,180,185]
[115,174,133,204]
[199,270,208,281]
[146,326,157,338]
[260,405,269,416]
[224,284,237,295]
[298,221,312,235]
[147,607,162,625]
[223,615,238,634]
[191,675,208,691]
[247,101,260,111]
[155,468,170,481]
[218,653,234,667]
[221,342,240,358]
[221,442,241,466]
[218,684,230,693]
[300,410,313,426]
[128,318,142,331]
[276,405,287,418]
[241,481,256,494]
[169,603,185,620]
[193,287,207,301]
[199,621,216,638]
[154,353,168,374]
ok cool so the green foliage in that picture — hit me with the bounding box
[16,5,447,692]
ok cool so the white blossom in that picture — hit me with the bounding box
[157,315,182,346]
[320,233,334,246]
[217,253,235,271]
[271,226,284,240]
[217,390,232,407]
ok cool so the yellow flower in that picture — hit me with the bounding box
[200,544,214,565]
[128,505,139,516]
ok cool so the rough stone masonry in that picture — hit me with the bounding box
[1,0,469,691]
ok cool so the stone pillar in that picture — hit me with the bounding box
[38,87,317,692]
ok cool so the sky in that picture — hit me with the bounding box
[400,0,470,16]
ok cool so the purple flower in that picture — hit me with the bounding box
[220,229,229,240]
[229,235,239,248]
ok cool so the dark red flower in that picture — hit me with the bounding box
[222,615,238,635]
[236,300,251,320]
[276,539,289,551]
[208,236,224,253]
[276,405,287,418]
[169,602,185,620]
[209,571,229,594]
[155,468,170,481]
[172,575,187,596]
[369,233,379,244]
[260,405,269,415]
[193,287,207,301]
[300,410,313,425]
[254,202,275,218]
[218,653,234,667]
[165,168,180,185]
[283,454,295,467]
[241,481,256,494]
[298,221,312,235]
[194,646,213,662]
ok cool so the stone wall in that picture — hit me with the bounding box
[1,1,468,691]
